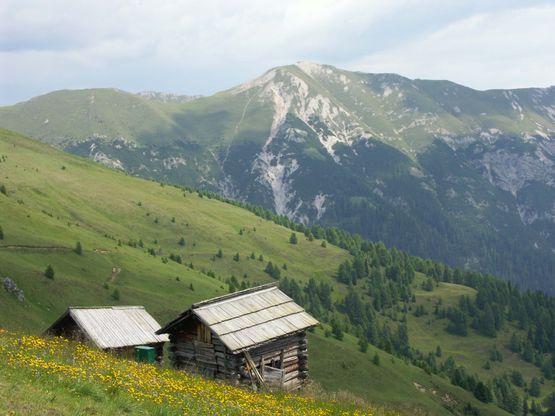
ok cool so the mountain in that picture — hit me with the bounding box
[1,63,555,293]
[2,128,525,416]
[136,90,202,103]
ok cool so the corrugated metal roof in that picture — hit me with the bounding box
[158,284,319,353]
[51,306,168,349]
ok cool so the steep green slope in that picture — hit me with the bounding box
[0,129,517,415]
[0,88,180,146]
[0,128,347,330]
[1,64,555,293]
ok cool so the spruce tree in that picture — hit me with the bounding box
[289,232,298,244]
[358,336,369,353]
[74,241,82,255]
[331,319,343,341]
[0,225,3,240]
[44,265,55,279]
[529,377,541,397]
[435,345,442,357]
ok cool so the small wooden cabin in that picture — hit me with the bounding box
[157,283,319,390]
[46,306,169,361]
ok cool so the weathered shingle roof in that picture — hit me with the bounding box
[157,283,319,353]
[48,306,169,349]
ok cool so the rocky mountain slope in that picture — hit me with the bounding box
[1,63,555,292]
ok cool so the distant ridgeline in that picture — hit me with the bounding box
[193,186,555,415]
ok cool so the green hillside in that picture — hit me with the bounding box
[1,65,555,295]
[1,129,553,415]
[0,89,180,147]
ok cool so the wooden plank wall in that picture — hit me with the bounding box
[168,325,309,390]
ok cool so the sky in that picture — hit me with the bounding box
[1,0,554,105]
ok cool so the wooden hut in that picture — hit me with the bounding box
[46,306,169,361]
[156,283,319,390]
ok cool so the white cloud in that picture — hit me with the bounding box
[0,1,553,103]
[346,5,555,90]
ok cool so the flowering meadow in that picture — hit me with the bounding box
[0,329,374,416]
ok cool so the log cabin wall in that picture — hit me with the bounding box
[158,284,318,390]
[168,324,308,390]
[244,331,308,390]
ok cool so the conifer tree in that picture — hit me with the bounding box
[289,232,298,244]
[358,336,369,353]
[44,265,55,279]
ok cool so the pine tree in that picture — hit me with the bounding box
[44,265,55,279]
[74,241,82,255]
[509,333,521,353]
[422,277,434,291]
[358,336,369,353]
[529,377,541,397]
[178,237,186,246]
[543,393,555,416]
[510,370,524,387]
[0,184,6,195]
[0,225,3,240]
[331,319,343,341]
[111,289,120,301]
[478,305,497,337]
[233,253,240,262]
[435,345,442,357]
[216,248,223,258]
[474,381,492,403]
[289,233,298,244]
[522,341,534,362]
[372,353,380,366]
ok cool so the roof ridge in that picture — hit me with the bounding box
[192,283,278,309]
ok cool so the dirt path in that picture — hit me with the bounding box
[0,245,71,252]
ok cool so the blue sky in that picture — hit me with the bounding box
[1,0,554,105]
